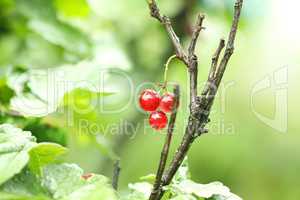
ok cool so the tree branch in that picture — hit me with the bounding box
[214,0,243,88]
[204,0,243,112]
[210,39,226,80]
[188,55,198,106]
[146,0,243,199]
[162,0,243,189]
[112,160,120,190]
[187,14,204,107]
[147,0,187,64]
[188,14,205,59]
[202,39,225,96]
[149,85,180,200]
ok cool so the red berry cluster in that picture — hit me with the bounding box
[139,89,177,130]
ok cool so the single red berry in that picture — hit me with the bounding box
[81,173,94,180]
[149,111,168,130]
[139,89,161,111]
[159,92,177,113]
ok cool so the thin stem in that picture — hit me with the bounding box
[210,39,226,80]
[188,14,205,60]
[202,39,225,96]
[214,0,243,88]
[163,55,177,88]
[149,85,180,200]
[188,55,198,106]
[187,14,205,105]
[112,160,121,190]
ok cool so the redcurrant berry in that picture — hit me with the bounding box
[81,173,93,180]
[149,111,168,130]
[139,89,161,111]
[159,92,177,113]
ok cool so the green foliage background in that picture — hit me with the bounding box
[0,0,299,199]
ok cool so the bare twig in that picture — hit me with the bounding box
[147,0,187,63]
[112,160,121,190]
[188,55,198,106]
[146,0,243,199]
[210,39,226,80]
[161,116,198,185]
[149,85,180,200]
[188,14,205,59]
[202,39,225,96]
[214,0,243,88]
[187,14,205,106]
[205,0,243,112]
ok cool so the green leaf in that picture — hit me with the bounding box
[209,195,242,200]
[24,121,67,146]
[120,192,147,200]
[9,60,115,117]
[41,163,117,200]
[0,192,50,200]
[139,174,156,183]
[1,162,117,200]
[16,0,56,20]
[28,143,67,176]
[16,0,91,56]
[0,78,15,107]
[54,0,90,17]
[126,182,152,200]
[169,194,198,200]
[28,19,91,56]
[0,124,117,199]
[14,33,66,68]
[173,157,190,183]
[173,180,242,200]
[0,124,36,185]
[62,88,114,108]
[0,168,49,199]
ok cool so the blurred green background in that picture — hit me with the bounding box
[0,0,299,199]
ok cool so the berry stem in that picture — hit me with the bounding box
[163,55,177,90]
